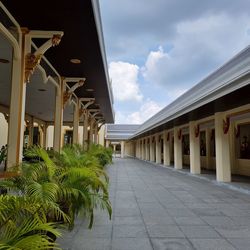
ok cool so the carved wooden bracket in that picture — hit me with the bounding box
[223,117,230,134]
[79,108,84,118]
[195,124,200,138]
[25,53,42,83]
[51,34,62,46]
[63,91,72,106]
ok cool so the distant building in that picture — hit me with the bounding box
[105,124,140,158]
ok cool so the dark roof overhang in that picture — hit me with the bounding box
[2,0,114,123]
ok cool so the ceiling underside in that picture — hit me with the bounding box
[2,0,114,123]
[0,33,75,123]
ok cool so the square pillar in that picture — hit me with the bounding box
[42,124,48,149]
[156,134,161,164]
[215,112,231,182]
[174,127,183,169]
[7,32,27,167]
[150,136,154,161]
[53,78,64,152]
[145,138,149,160]
[73,102,79,144]
[89,118,94,144]
[147,138,150,160]
[121,141,125,158]
[141,139,145,160]
[163,131,171,166]
[189,121,201,174]
[83,110,88,148]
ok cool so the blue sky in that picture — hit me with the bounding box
[99,0,250,124]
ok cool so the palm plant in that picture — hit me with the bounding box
[0,195,61,250]
[0,144,112,248]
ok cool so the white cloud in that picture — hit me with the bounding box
[115,99,163,124]
[109,61,143,101]
[142,14,250,89]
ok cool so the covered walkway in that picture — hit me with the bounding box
[58,158,250,250]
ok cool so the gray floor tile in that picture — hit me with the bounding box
[151,238,194,250]
[214,225,250,238]
[72,238,111,250]
[146,225,185,238]
[174,216,206,226]
[111,238,153,250]
[57,158,250,249]
[189,239,236,250]
[114,216,144,225]
[113,225,147,238]
[180,225,221,238]
[227,238,250,250]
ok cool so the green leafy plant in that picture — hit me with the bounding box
[0,144,112,249]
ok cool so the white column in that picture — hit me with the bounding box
[141,139,145,160]
[94,122,98,144]
[150,136,154,161]
[89,117,94,144]
[215,112,231,182]
[7,32,27,167]
[156,134,161,164]
[42,124,48,149]
[28,117,34,146]
[53,79,63,152]
[145,138,148,160]
[163,131,171,166]
[139,140,142,159]
[73,102,79,144]
[83,110,88,148]
[189,121,201,174]
[174,127,183,169]
[121,141,125,158]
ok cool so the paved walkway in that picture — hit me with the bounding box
[58,158,250,250]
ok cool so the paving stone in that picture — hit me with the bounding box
[57,158,250,249]
[114,216,144,225]
[189,239,236,250]
[227,238,250,250]
[180,225,221,238]
[113,225,147,238]
[151,238,194,250]
[214,225,250,238]
[143,214,175,225]
[174,216,206,226]
[166,208,196,217]
[111,238,153,250]
[77,225,112,238]
[146,225,185,238]
[201,216,235,227]
[72,238,111,250]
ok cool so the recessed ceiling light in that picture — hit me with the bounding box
[0,58,10,64]
[70,58,81,64]
[86,88,94,92]
[38,88,46,92]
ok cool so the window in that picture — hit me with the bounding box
[210,129,216,157]
[182,134,190,155]
[238,124,250,159]
[200,131,206,156]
